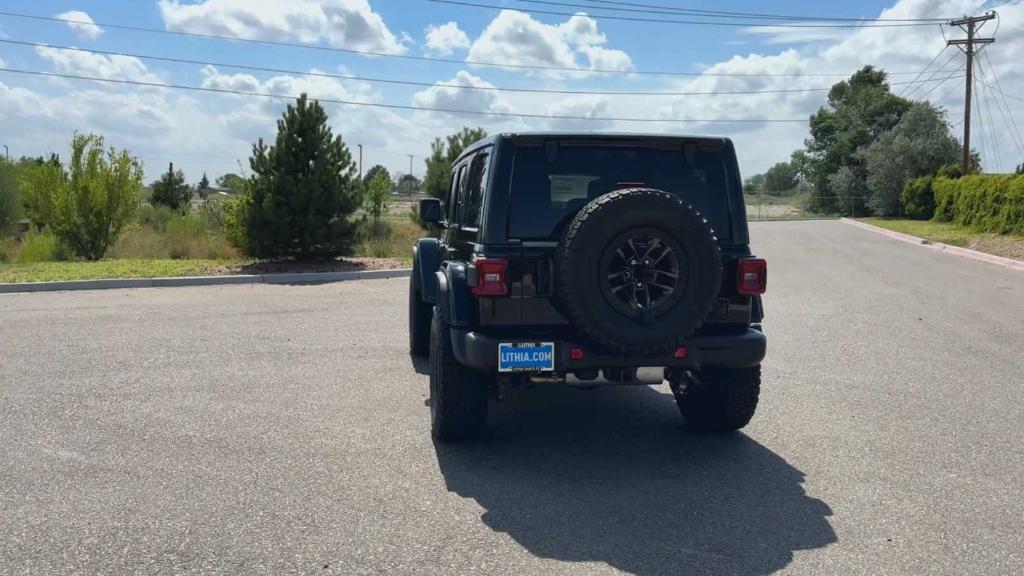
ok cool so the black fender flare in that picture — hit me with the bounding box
[413,238,442,304]
[435,262,474,327]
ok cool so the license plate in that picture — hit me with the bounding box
[498,342,555,373]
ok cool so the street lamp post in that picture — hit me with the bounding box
[2,144,8,161]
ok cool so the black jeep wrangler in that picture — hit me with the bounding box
[409,133,766,441]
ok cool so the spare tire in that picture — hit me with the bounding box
[555,188,722,354]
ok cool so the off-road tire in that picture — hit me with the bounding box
[408,273,431,357]
[556,188,722,354]
[674,365,761,433]
[429,311,489,442]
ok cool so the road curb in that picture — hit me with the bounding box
[0,268,412,294]
[841,218,1024,272]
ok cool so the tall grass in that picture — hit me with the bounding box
[112,210,239,260]
[356,218,422,260]
[0,230,72,264]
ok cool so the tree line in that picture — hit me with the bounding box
[742,66,994,217]
[1,94,432,263]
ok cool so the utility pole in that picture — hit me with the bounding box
[407,154,414,195]
[2,144,8,161]
[947,12,996,174]
[357,144,363,179]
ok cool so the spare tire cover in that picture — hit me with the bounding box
[555,188,722,354]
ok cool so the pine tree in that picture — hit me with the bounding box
[424,127,487,199]
[197,172,210,199]
[150,162,193,211]
[245,94,361,258]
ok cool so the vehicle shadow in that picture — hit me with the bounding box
[433,385,836,576]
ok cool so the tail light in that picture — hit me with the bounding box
[471,258,508,296]
[737,258,767,295]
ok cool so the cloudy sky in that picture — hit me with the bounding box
[0,0,1022,183]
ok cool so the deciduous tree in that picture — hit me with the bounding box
[862,102,962,216]
[20,134,141,260]
[805,66,912,214]
[364,171,391,223]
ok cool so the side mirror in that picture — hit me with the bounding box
[419,197,443,225]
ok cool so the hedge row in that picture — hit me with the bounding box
[900,176,935,220]
[931,174,1024,235]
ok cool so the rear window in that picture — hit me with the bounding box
[508,143,732,239]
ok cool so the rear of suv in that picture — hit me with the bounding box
[409,133,766,442]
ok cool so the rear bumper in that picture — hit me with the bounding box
[450,327,766,372]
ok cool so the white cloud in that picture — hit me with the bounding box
[424,22,471,56]
[542,96,614,131]
[35,45,164,83]
[579,45,633,72]
[199,65,261,93]
[5,0,1023,183]
[466,9,632,74]
[559,13,605,47]
[411,70,513,117]
[56,10,103,40]
[157,0,406,54]
[469,10,577,69]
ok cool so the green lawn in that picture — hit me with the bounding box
[861,218,1024,262]
[0,259,241,284]
[860,218,977,247]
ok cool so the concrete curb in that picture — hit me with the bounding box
[841,218,1024,272]
[0,268,412,295]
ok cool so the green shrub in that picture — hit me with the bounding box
[20,134,142,260]
[197,200,226,232]
[900,177,935,220]
[138,204,177,232]
[935,163,963,179]
[0,159,24,234]
[0,236,17,263]
[14,230,67,263]
[932,174,1024,234]
[222,195,251,253]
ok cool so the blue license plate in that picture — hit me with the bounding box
[498,342,555,373]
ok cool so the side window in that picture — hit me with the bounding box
[448,164,467,224]
[463,149,491,229]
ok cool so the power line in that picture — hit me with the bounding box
[577,0,952,22]
[903,50,961,100]
[897,46,949,97]
[977,69,1001,170]
[917,64,966,100]
[982,80,1024,103]
[428,0,942,27]
[3,39,953,99]
[0,67,811,124]
[0,10,961,79]
[971,74,994,171]
[981,51,1024,159]
[518,0,950,23]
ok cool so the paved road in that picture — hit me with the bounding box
[2,221,1023,576]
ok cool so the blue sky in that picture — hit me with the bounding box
[1,0,1021,182]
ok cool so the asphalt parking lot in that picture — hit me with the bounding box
[2,220,1023,575]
